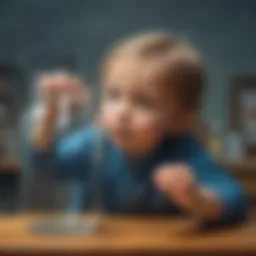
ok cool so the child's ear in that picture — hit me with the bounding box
[184,109,197,128]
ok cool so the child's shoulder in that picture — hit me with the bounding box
[166,132,199,147]
[164,132,203,158]
[68,124,103,142]
[66,124,113,150]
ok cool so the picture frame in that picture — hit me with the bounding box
[230,76,256,156]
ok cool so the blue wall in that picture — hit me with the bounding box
[0,0,256,131]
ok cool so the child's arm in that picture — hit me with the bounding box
[32,72,87,151]
[32,101,58,152]
[154,164,223,220]
[30,72,91,179]
[154,137,250,224]
[31,126,97,180]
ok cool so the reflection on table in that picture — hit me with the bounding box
[0,214,256,255]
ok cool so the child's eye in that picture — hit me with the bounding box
[135,97,155,109]
[105,88,121,100]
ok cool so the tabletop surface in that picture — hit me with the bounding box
[0,214,256,254]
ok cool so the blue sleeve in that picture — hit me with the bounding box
[178,136,250,224]
[30,126,99,181]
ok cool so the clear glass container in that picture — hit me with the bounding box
[21,71,104,235]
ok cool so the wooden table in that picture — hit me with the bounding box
[0,214,256,256]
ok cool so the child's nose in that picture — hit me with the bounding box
[117,101,132,121]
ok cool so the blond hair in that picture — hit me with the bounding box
[101,32,205,109]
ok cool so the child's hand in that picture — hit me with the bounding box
[153,164,223,220]
[37,72,89,112]
[153,164,200,211]
[32,72,90,150]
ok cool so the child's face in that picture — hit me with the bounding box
[100,58,182,156]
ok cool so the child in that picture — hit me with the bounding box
[30,32,249,224]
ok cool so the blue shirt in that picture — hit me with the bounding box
[30,125,249,224]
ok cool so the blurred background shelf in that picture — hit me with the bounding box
[0,164,20,213]
[0,158,20,173]
[219,158,256,174]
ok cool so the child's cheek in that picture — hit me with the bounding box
[135,113,166,136]
[99,105,114,129]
